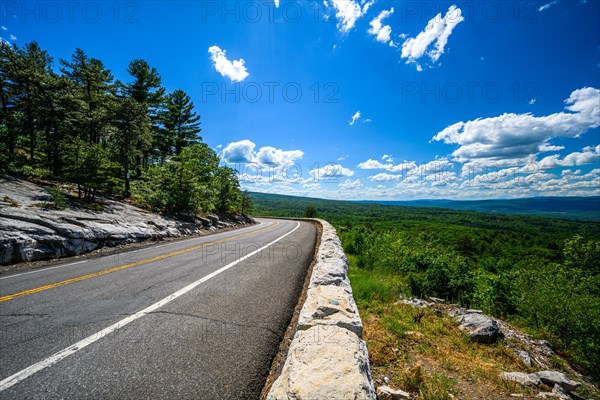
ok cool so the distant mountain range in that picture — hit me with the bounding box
[355,197,600,221]
[250,192,600,221]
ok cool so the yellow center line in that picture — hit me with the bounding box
[0,222,281,303]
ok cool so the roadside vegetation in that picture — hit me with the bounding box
[0,41,246,216]
[252,192,600,394]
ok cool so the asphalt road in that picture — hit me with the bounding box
[0,218,316,399]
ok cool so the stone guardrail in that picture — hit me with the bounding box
[266,219,376,399]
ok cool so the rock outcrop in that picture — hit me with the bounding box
[0,177,254,265]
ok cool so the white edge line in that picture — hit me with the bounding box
[0,261,87,281]
[0,221,300,392]
[0,221,266,281]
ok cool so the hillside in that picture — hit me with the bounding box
[356,197,600,221]
[251,191,600,399]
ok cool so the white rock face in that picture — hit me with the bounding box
[534,371,581,392]
[501,371,541,387]
[297,283,363,337]
[267,219,376,400]
[0,177,253,265]
[267,326,375,400]
[377,385,412,400]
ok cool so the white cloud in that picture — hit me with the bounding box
[310,164,355,179]
[9,34,16,41]
[339,178,362,189]
[382,154,393,162]
[538,145,600,169]
[208,46,249,82]
[369,173,403,182]
[274,0,280,8]
[330,0,374,32]
[255,146,305,166]
[401,5,464,70]
[221,140,304,166]
[368,8,394,45]
[221,140,256,163]
[1,26,6,31]
[432,87,600,162]
[358,159,417,172]
[538,0,559,12]
[349,111,361,125]
[528,98,537,105]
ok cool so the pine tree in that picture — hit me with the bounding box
[120,59,165,173]
[112,97,151,197]
[157,89,202,160]
[60,48,115,145]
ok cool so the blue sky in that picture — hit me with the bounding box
[2,0,599,200]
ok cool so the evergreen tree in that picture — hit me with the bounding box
[112,96,151,197]
[0,42,20,164]
[120,59,165,173]
[60,48,115,144]
[158,89,201,160]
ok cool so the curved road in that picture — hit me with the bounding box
[0,219,316,399]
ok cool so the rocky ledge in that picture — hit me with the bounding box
[0,176,254,266]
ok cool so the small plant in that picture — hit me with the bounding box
[2,196,18,207]
[49,184,67,209]
[413,308,427,324]
[398,364,425,393]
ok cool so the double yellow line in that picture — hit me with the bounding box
[0,222,280,303]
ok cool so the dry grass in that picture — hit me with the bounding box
[362,302,539,399]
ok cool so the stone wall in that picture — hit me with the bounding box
[266,219,376,399]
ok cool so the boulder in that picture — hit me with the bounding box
[514,349,532,367]
[456,312,504,343]
[206,215,220,226]
[537,384,572,399]
[534,371,581,392]
[377,385,412,399]
[402,298,431,308]
[501,372,541,387]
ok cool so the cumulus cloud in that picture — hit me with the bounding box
[401,5,464,70]
[369,172,403,182]
[255,146,305,166]
[368,8,394,45]
[221,140,304,166]
[310,164,355,180]
[538,145,600,169]
[432,87,600,162]
[358,159,417,172]
[208,46,249,82]
[339,178,362,189]
[330,0,374,32]
[349,111,361,125]
[221,140,256,163]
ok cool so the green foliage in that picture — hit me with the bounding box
[1,41,244,218]
[49,184,66,209]
[252,192,600,378]
[304,205,317,218]
[132,144,242,216]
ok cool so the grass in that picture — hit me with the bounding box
[1,195,19,207]
[349,256,551,399]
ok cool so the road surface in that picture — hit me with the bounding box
[0,218,316,399]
